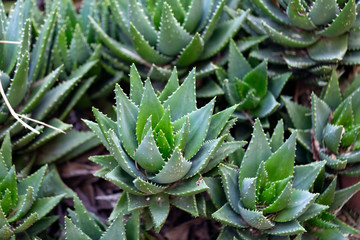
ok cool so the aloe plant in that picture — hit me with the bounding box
[284,70,360,177]
[0,0,100,163]
[0,134,65,239]
[247,0,360,73]
[84,64,245,231]
[292,162,360,240]
[64,196,139,240]
[89,0,249,80]
[216,39,291,121]
[212,119,330,239]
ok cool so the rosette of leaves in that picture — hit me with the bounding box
[64,196,139,240]
[0,134,65,239]
[283,70,360,177]
[216,39,291,121]
[0,0,99,162]
[89,0,249,80]
[212,119,328,239]
[85,64,245,231]
[290,160,360,239]
[247,0,360,73]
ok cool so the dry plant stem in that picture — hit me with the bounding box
[0,74,65,134]
[0,40,21,44]
[0,74,40,134]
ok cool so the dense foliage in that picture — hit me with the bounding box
[0,0,359,239]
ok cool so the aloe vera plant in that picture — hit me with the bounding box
[247,0,360,73]
[84,64,245,231]
[212,119,330,239]
[284,70,360,177]
[64,196,139,240]
[89,0,249,80]
[0,134,65,239]
[217,39,291,121]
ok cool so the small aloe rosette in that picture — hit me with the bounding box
[64,196,139,240]
[217,39,291,121]
[248,0,360,72]
[89,0,249,80]
[283,70,360,177]
[0,134,65,239]
[85,64,245,231]
[212,119,329,239]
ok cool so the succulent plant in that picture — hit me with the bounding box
[212,119,331,239]
[216,39,291,121]
[84,64,245,231]
[0,134,65,239]
[246,0,360,74]
[64,196,139,240]
[283,70,360,177]
[0,0,100,163]
[89,0,249,80]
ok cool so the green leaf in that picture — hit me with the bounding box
[240,178,257,210]
[252,0,290,25]
[238,207,274,230]
[171,195,198,216]
[129,0,158,45]
[228,39,252,81]
[13,212,38,233]
[275,189,318,222]
[317,177,337,206]
[129,64,144,106]
[8,186,33,223]
[163,68,196,121]
[133,177,167,194]
[159,68,179,102]
[262,182,292,213]
[201,11,248,59]
[69,24,91,64]
[308,0,339,26]
[165,174,209,196]
[115,84,139,157]
[312,93,332,142]
[64,217,91,240]
[130,23,171,64]
[262,21,319,48]
[265,133,296,181]
[270,120,284,152]
[175,33,204,66]
[149,147,191,184]
[265,221,305,236]
[269,72,291,99]
[18,165,47,198]
[318,0,356,37]
[287,0,316,30]
[239,119,272,186]
[157,2,192,56]
[243,61,267,98]
[308,35,348,62]
[293,161,326,191]
[323,125,344,153]
[282,97,312,129]
[100,213,126,240]
[182,0,202,32]
[6,51,28,109]
[134,129,165,173]
[185,136,225,178]
[203,177,227,208]
[250,92,280,118]
[329,181,360,213]
[124,211,140,240]
[183,99,214,160]
[297,203,329,221]
[219,164,240,213]
[26,194,64,219]
[149,194,169,232]
[127,193,149,211]
[1,133,11,169]
[136,79,165,143]
[212,203,248,228]
[29,7,57,82]
[206,105,237,140]
[323,70,342,110]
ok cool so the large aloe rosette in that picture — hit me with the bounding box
[217,39,291,121]
[89,0,249,80]
[247,0,360,74]
[85,65,245,231]
[284,70,360,177]
[212,119,331,239]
